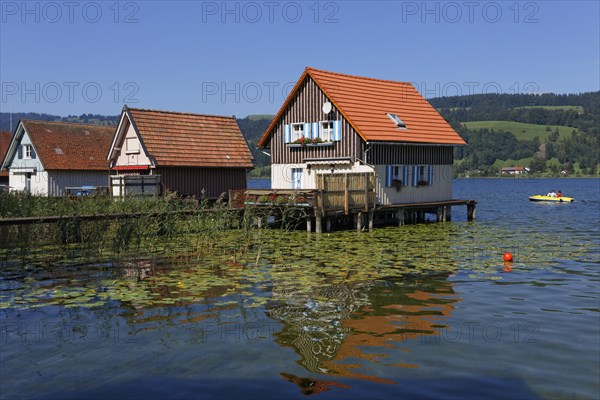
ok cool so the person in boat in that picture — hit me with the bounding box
[548,191,557,197]
[557,191,562,198]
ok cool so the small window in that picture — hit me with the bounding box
[385,165,409,190]
[125,137,140,154]
[23,145,32,159]
[319,121,334,142]
[387,113,406,129]
[412,165,433,186]
[418,165,426,183]
[291,123,305,142]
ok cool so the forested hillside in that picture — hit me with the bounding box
[430,91,600,176]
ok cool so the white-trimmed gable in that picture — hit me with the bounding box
[108,110,152,169]
[2,122,45,173]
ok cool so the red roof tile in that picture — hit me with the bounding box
[0,131,12,177]
[23,120,114,170]
[126,108,254,168]
[259,67,465,146]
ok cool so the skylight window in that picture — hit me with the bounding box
[387,113,406,129]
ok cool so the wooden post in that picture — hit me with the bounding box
[315,213,322,233]
[368,210,374,230]
[364,173,369,211]
[467,203,476,221]
[356,212,363,232]
[306,216,312,232]
[436,207,442,222]
[442,206,448,222]
[398,209,405,226]
[318,189,324,216]
[344,173,349,215]
[325,217,331,232]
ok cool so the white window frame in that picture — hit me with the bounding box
[291,123,305,142]
[319,121,334,142]
[125,137,140,154]
[291,167,303,189]
[23,144,32,159]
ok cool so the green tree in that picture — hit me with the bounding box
[529,156,547,174]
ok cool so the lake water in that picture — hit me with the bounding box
[1,178,599,399]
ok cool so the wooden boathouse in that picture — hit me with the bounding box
[107,107,254,199]
[250,67,476,231]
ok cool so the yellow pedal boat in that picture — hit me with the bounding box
[528,195,574,202]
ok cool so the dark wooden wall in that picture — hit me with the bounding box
[270,76,363,164]
[157,167,247,199]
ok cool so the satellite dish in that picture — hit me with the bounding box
[322,101,332,114]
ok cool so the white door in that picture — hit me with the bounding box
[291,168,302,189]
[25,173,31,193]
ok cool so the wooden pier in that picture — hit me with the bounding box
[232,173,477,233]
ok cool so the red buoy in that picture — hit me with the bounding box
[503,252,513,262]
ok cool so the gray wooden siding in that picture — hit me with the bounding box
[48,170,109,196]
[270,77,363,164]
[368,144,454,165]
[157,167,247,199]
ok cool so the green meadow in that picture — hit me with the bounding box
[462,121,578,141]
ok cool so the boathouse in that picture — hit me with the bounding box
[107,107,254,199]
[254,67,475,230]
[0,121,114,196]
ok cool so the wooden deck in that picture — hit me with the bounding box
[233,187,477,233]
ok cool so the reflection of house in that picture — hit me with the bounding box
[0,131,12,188]
[0,121,114,196]
[501,166,528,175]
[267,277,459,383]
[107,107,254,199]
[257,67,466,204]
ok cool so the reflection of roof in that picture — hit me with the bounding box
[0,131,12,176]
[259,67,466,146]
[126,108,254,168]
[20,120,114,170]
[502,166,525,171]
[269,279,459,383]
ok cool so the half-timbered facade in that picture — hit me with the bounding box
[0,121,113,196]
[257,68,465,205]
[107,107,254,199]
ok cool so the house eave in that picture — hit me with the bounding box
[366,141,466,147]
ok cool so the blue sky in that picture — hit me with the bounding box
[1,0,598,117]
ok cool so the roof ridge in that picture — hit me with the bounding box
[306,67,414,86]
[21,119,115,129]
[127,107,236,120]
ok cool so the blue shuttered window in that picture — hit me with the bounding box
[333,120,341,141]
[284,124,290,143]
[304,123,311,139]
[402,165,409,186]
[385,165,393,187]
[312,122,319,139]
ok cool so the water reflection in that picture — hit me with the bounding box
[267,274,459,384]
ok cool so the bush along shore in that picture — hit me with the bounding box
[0,192,308,266]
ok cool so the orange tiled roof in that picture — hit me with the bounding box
[259,67,465,146]
[127,108,254,168]
[0,131,12,176]
[22,120,114,170]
